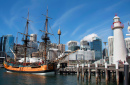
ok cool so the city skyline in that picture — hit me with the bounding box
[0,0,130,49]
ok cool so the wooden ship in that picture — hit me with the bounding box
[4,8,57,75]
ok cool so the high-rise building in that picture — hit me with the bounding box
[57,44,65,53]
[39,41,51,52]
[108,36,114,64]
[68,41,80,51]
[108,36,114,56]
[0,35,14,58]
[51,43,57,48]
[89,36,102,60]
[111,15,127,64]
[103,48,108,59]
[28,34,38,55]
[28,41,38,55]
[30,34,37,42]
[80,40,90,51]
[48,48,61,61]
[125,38,130,56]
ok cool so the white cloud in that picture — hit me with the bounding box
[71,23,85,36]
[51,4,85,29]
[29,24,38,34]
[61,31,68,37]
[78,20,111,40]
[82,33,98,42]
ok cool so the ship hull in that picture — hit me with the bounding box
[6,69,55,75]
[4,61,56,75]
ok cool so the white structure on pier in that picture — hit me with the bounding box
[111,15,127,64]
[108,36,114,64]
[125,38,130,56]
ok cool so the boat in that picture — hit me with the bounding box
[4,8,57,75]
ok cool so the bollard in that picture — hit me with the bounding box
[124,62,129,85]
[116,62,119,85]
[77,64,79,80]
[82,64,84,81]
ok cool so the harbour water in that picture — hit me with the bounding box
[0,68,123,85]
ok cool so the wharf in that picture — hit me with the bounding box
[58,63,130,85]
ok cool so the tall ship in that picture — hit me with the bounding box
[3,8,57,75]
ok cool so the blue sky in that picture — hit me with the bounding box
[0,0,130,50]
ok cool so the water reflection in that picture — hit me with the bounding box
[0,69,123,85]
[3,71,56,85]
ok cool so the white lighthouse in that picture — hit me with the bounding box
[111,14,127,64]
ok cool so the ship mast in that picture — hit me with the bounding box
[18,10,31,64]
[44,7,49,65]
[40,7,52,65]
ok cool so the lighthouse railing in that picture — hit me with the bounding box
[111,23,124,29]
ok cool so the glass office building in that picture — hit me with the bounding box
[89,37,102,60]
[0,35,14,58]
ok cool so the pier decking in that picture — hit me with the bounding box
[58,63,130,85]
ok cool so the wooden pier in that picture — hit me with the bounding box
[58,63,130,85]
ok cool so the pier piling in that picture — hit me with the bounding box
[116,62,119,85]
[77,64,79,80]
[124,62,129,85]
[88,64,91,82]
[86,69,88,80]
[105,63,108,83]
[82,64,84,81]
[95,63,98,84]
[98,70,101,82]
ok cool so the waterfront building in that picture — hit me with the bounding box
[0,35,14,58]
[51,43,57,48]
[103,48,108,59]
[68,41,80,51]
[57,44,65,53]
[89,36,102,60]
[30,34,37,42]
[125,38,130,56]
[28,34,38,55]
[48,48,61,61]
[28,41,38,55]
[80,40,90,51]
[59,49,95,65]
[39,41,51,52]
[111,15,127,64]
[108,36,114,64]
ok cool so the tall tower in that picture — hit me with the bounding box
[111,14,127,64]
[58,29,61,44]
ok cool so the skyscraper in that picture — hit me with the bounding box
[28,34,38,55]
[80,40,90,51]
[89,36,102,60]
[108,36,114,56]
[57,44,65,53]
[68,41,80,51]
[0,35,14,58]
